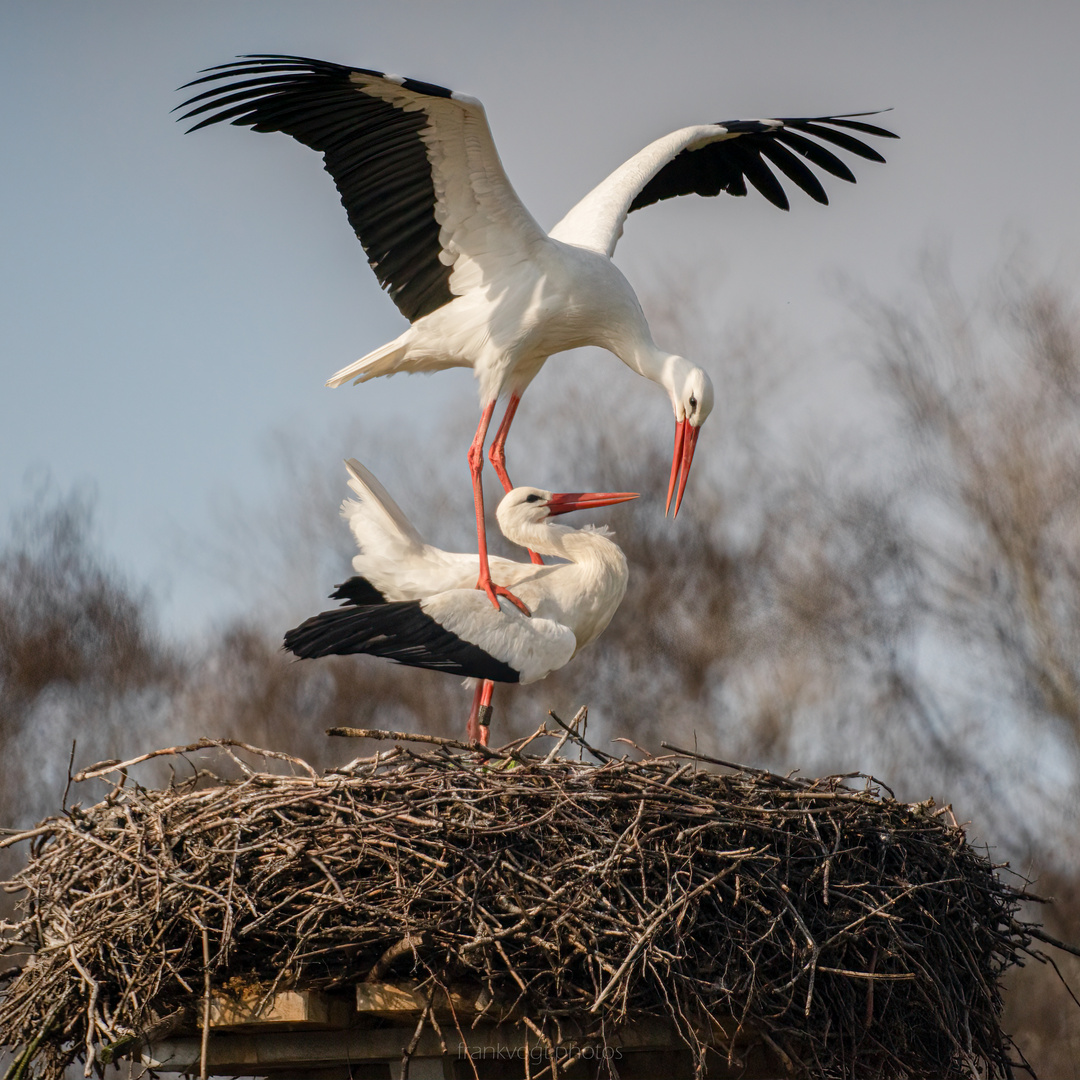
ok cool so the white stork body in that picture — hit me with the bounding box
[181,57,896,608]
[284,459,636,742]
[335,237,656,408]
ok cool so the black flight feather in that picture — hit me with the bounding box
[629,112,894,214]
[177,55,455,322]
[284,590,520,683]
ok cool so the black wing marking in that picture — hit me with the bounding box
[283,597,520,683]
[331,575,387,606]
[629,113,897,214]
[177,55,455,321]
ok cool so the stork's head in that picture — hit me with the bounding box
[664,358,714,518]
[497,487,640,533]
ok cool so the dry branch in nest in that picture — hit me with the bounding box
[0,723,1054,1079]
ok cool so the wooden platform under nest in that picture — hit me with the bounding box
[146,980,786,1078]
[141,984,803,1075]
[0,723,1044,1079]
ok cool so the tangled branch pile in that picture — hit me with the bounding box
[0,727,1042,1079]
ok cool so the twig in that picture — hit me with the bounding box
[817,966,915,981]
[400,988,435,1080]
[200,922,211,1080]
[660,742,805,785]
[326,727,510,760]
[365,934,424,982]
[548,712,613,762]
[541,706,588,765]
[62,740,77,813]
[0,825,61,851]
[1022,923,1080,958]
[74,738,317,782]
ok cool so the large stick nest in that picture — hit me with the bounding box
[0,725,1046,1079]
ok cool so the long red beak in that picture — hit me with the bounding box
[665,419,701,519]
[546,491,640,515]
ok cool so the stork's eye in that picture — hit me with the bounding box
[689,395,698,412]
[524,493,542,503]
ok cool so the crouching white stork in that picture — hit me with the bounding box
[179,56,897,613]
[283,460,636,744]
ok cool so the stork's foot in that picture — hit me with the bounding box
[478,579,531,616]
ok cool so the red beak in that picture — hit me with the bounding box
[665,419,700,519]
[546,491,640,515]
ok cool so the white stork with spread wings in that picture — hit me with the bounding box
[180,56,896,613]
[284,459,637,744]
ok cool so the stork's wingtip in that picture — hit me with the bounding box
[325,373,354,388]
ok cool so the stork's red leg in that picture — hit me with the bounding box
[466,680,485,743]
[489,395,544,566]
[465,679,495,746]
[469,403,531,614]
[478,680,494,747]
[488,394,521,494]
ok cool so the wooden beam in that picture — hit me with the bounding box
[146,991,784,1077]
[354,980,503,1021]
[148,1023,512,1072]
[146,1017,690,1072]
[209,987,352,1031]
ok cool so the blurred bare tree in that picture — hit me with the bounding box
[872,260,1080,743]
[854,260,1080,856]
[0,487,180,825]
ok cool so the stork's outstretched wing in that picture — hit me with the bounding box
[178,55,546,321]
[549,113,897,257]
[284,589,576,685]
[284,594,521,681]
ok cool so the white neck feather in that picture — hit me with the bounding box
[501,518,619,566]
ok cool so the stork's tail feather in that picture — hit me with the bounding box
[326,335,411,387]
[342,459,425,549]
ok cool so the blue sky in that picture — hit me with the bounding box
[3,1,1079,635]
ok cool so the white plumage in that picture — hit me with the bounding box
[180,56,896,612]
[284,459,637,743]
